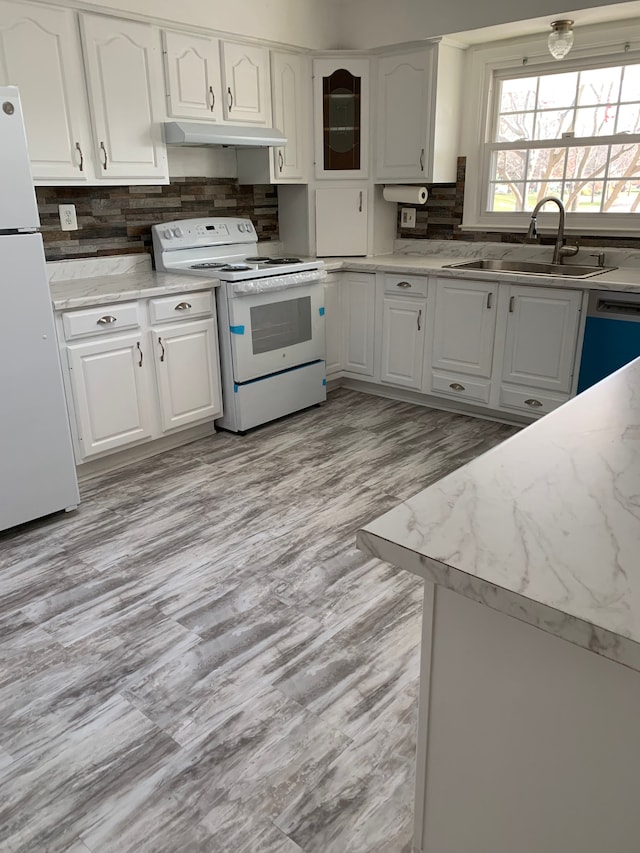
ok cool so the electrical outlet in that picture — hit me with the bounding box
[58,204,78,231]
[401,207,416,228]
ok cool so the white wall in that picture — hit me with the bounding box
[77,0,339,48]
[337,0,640,48]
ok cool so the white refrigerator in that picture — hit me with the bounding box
[0,86,79,531]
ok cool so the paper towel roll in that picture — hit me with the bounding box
[382,185,428,204]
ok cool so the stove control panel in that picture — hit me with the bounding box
[152,217,256,251]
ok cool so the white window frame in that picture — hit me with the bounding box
[460,20,640,236]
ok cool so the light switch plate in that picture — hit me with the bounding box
[401,207,416,228]
[59,204,78,231]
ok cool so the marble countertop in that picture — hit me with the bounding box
[358,357,640,673]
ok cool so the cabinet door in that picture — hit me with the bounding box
[323,274,343,378]
[432,279,498,378]
[271,50,308,181]
[80,14,168,181]
[221,41,270,124]
[343,272,375,376]
[0,1,90,182]
[313,57,369,179]
[151,319,222,432]
[381,297,426,389]
[163,30,222,122]
[502,285,582,393]
[376,50,429,181]
[66,333,153,458]
[316,187,368,256]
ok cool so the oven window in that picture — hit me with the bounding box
[250,295,312,354]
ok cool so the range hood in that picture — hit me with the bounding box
[163,121,287,148]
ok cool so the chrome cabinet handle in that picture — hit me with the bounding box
[227,87,233,110]
[208,86,215,111]
[396,281,411,289]
[75,141,84,172]
[417,308,422,331]
[525,398,543,408]
[449,382,465,391]
[97,315,117,325]
[136,341,143,367]
[278,149,284,172]
[100,141,108,170]
[175,301,192,311]
[486,292,493,309]
[419,148,424,171]
[158,336,165,362]
[509,295,515,313]
[359,191,363,212]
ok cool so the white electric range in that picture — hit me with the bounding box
[152,217,327,433]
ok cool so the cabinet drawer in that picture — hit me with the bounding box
[384,274,428,298]
[431,371,491,404]
[149,291,212,323]
[498,385,569,417]
[62,302,140,340]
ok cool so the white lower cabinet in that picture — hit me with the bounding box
[343,272,376,376]
[151,318,222,431]
[323,273,343,379]
[380,284,426,390]
[59,290,222,463]
[66,332,154,458]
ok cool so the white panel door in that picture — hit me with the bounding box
[80,14,167,181]
[152,319,222,432]
[343,272,375,376]
[271,50,307,181]
[323,274,343,378]
[67,333,154,458]
[502,285,582,393]
[376,50,429,180]
[431,279,498,378]
[221,41,270,124]
[163,30,222,122]
[0,1,90,183]
[381,297,426,389]
[316,187,368,256]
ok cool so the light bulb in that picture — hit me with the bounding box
[548,20,574,60]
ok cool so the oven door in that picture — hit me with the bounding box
[226,273,325,383]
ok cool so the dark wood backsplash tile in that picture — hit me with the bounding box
[36,178,279,261]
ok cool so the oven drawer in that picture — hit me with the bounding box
[148,291,212,323]
[62,302,140,340]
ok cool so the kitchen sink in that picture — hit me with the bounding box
[442,259,617,278]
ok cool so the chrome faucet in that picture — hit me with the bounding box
[526,196,579,265]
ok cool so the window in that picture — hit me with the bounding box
[488,62,640,214]
[461,25,640,234]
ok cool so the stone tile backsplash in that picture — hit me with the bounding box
[36,178,278,261]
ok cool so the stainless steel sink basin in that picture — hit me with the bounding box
[442,259,617,279]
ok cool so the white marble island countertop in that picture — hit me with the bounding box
[358,358,640,673]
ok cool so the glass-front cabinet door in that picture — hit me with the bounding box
[313,57,369,178]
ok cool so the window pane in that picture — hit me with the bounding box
[565,145,609,181]
[535,109,574,140]
[488,184,525,211]
[537,71,578,110]
[616,104,640,134]
[527,148,566,181]
[621,64,640,102]
[578,66,622,106]
[604,179,640,212]
[498,113,534,141]
[492,149,527,181]
[608,142,640,178]
[562,182,602,212]
[574,105,617,136]
[526,181,563,207]
[499,77,537,113]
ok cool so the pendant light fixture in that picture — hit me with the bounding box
[548,20,575,60]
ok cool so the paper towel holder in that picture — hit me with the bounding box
[382,185,428,205]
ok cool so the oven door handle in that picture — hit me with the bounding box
[228,269,327,297]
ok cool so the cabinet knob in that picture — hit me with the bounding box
[97,315,117,325]
[175,302,192,311]
[524,398,543,408]
[158,336,165,362]
[100,140,108,171]
[227,87,233,110]
[396,281,412,289]
[278,149,284,172]
[449,382,465,391]
[419,148,425,171]
[75,141,84,172]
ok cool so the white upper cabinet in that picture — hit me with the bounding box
[0,0,91,182]
[313,56,369,179]
[80,14,167,182]
[375,42,464,183]
[315,187,368,256]
[221,41,271,124]
[162,30,223,122]
[271,50,308,181]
